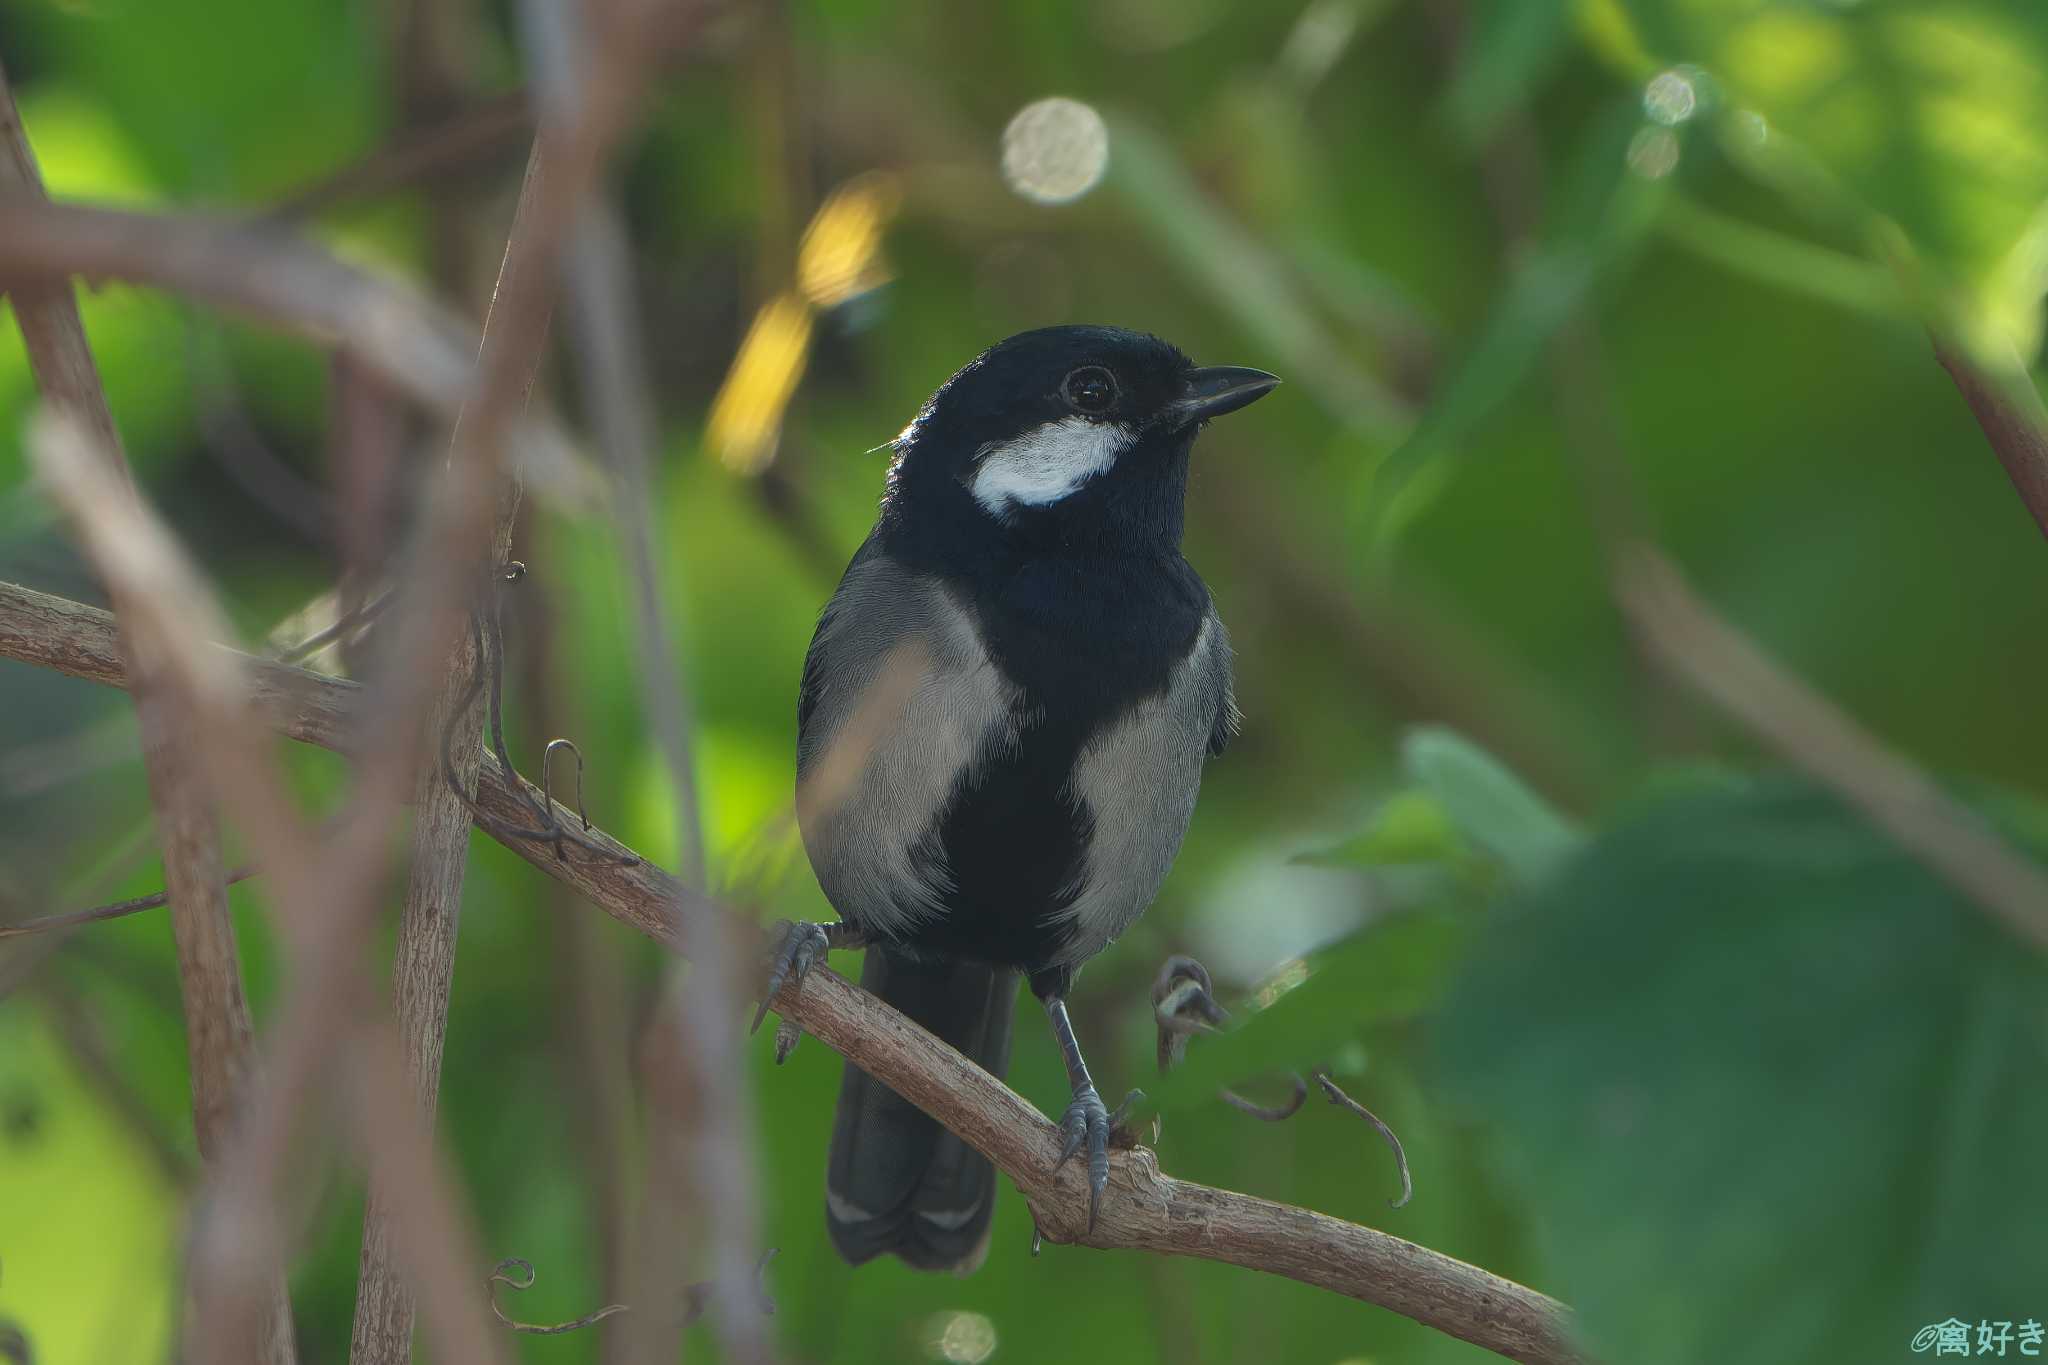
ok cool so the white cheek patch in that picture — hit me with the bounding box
[969,416,1132,516]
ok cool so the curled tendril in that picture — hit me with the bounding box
[1220,1075,1310,1123]
[541,739,591,833]
[484,1250,779,1336]
[485,1259,629,1336]
[437,561,639,866]
[1150,951,1416,1207]
[1314,1072,1413,1209]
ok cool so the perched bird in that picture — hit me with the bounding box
[761,325,1278,1272]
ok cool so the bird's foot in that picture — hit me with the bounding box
[752,919,860,1036]
[1053,1084,1142,1229]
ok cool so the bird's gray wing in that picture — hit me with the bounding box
[1049,609,1235,967]
[1205,611,1241,756]
[796,542,1023,939]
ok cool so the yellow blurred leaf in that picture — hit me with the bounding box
[797,172,901,309]
[706,292,814,475]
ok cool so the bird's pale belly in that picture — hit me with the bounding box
[871,684,1209,976]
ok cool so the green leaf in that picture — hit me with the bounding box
[1362,98,1668,544]
[1148,907,1475,1118]
[1106,114,1414,441]
[1604,0,2048,361]
[1441,0,1575,146]
[1293,788,1468,870]
[1401,727,1580,885]
[1437,781,2048,1365]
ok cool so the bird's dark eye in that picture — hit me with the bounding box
[1060,366,1118,416]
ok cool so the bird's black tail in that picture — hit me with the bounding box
[826,946,1017,1272]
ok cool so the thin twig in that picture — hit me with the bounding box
[513,554,640,1343]
[263,92,534,226]
[1615,546,2048,953]
[36,978,196,1188]
[347,142,540,1365]
[1426,56,2048,953]
[0,573,1581,1363]
[523,0,758,1352]
[0,868,257,940]
[483,1249,780,1336]
[1934,338,2048,544]
[25,416,511,1365]
[0,61,296,1365]
[1314,1073,1414,1210]
[272,588,394,665]
[485,1260,630,1336]
[1220,1076,1310,1124]
[0,197,591,504]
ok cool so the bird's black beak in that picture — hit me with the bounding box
[1166,366,1282,426]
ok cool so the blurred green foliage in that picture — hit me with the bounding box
[3,1,2047,1363]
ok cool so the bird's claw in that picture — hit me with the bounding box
[1054,1084,1113,1230]
[752,919,832,1035]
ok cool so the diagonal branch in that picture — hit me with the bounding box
[24,416,512,1365]
[522,0,761,1352]
[0,576,1583,1365]
[0,59,296,1365]
[347,145,540,1365]
[0,195,592,504]
[1934,339,2048,544]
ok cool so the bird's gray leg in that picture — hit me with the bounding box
[1043,995,1115,1229]
[752,919,867,1033]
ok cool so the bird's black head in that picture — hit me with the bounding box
[877,326,1278,560]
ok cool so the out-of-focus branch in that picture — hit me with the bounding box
[0,61,296,1365]
[511,544,638,1353]
[0,575,1583,1365]
[24,416,511,1365]
[1420,18,2048,952]
[36,978,195,1189]
[1614,546,2048,953]
[348,147,540,1365]
[264,91,532,226]
[1934,340,2048,545]
[12,5,691,1360]
[0,868,258,941]
[522,0,759,1351]
[0,196,589,502]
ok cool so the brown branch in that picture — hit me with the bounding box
[513,556,638,1340]
[527,0,762,1349]
[14,7,678,1359]
[347,147,540,1365]
[35,977,196,1189]
[0,575,1582,1365]
[0,196,589,503]
[0,61,296,1365]
[0,868,257,940]
[1934,339,2048,544]
[24,419,510,1365]
[263,91,533,226]
[1615,546,2048,953]
[1425,6,2048,949]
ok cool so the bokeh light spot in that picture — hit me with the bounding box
[1627,126,1681,180]
[924,1310,998,1364]
[1001,97,1109,205]
[1643,67,1698,126]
